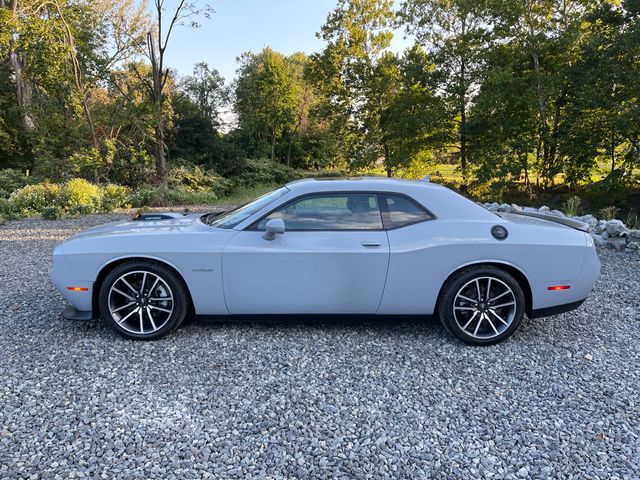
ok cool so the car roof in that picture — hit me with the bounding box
[285,176,446,194]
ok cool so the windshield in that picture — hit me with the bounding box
[202,187,289,229]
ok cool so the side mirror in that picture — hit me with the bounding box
[263,218,285,240]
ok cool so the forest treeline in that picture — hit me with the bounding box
[1,0,639,210]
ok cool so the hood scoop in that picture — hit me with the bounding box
[133,212,187,222]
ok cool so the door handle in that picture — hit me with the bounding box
[361,241,381,247]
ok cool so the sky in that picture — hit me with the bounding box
[164,0,413,83]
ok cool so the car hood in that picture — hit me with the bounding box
[68,213,211,241]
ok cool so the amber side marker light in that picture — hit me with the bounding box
[548,285,571,291]
[66,287,89,292]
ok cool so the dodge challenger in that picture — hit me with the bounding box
[50,177,601,345]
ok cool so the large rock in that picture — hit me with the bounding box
[497,203,512,213]
[606,237,627,252]
[590,233,607,247]
[595,219,608,234]
[486,202,500,212]
[573,214,598,229]
[550,209,566,217]
[605,219,629,237]
[625,242,639,253]
[511,203,523,213]
[538,205,551,213]
[626,229,640,242]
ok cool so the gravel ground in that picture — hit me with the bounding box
[0,214,639,479]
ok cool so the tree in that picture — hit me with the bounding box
[312,0,397,175]
[145,0,212,186]
[400,0,492,189]
[234,48,298,163]
[181,62,228,128]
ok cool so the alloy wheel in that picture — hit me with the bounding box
[107,270,174,335]
[452,276,517,340]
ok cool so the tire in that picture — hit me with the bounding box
[437,266,525,346]
[98,260,189,340]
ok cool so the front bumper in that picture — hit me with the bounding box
[62,305,94,321]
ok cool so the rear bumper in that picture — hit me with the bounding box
[62,305,93,321]
[529,298,586,319]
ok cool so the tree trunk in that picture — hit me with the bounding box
[270,128,277,163]
[459,56,468,193]
[531,51,550,187]
[8,52,35,132]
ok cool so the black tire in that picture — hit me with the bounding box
[98,260,189,340]
[437,266,525,346]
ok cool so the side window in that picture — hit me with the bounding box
[380,194,433,229]
[256,194,383,230]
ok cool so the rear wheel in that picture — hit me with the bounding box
[437,266,525,346]
[98,261,188,340]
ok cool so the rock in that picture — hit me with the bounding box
[522,207,539,213]
[487,202,500,212]
[626,229,640,242]
[595,220,608,234]
[606,237,627,252]
[584,353,593,361]
[602,231,609,240]
[538,205,550,213]
[511,203,523,213]
[605,219,628,237]
[573,214,598,229]
[517,467,529,478]
[624,242,638,253]
[497,203,512,213]
[590,234,607,247]
[550,209,566,217]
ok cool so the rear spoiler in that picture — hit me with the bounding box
[510,210,590,232]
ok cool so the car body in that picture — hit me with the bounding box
[50,177,601,344]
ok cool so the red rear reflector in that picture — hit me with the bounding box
[548,285,570,291]
[66,287,89,292]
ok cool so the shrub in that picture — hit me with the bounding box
[563,195,581,217]
[61,178,102,213]
[9,182,61,216]
[598,205,619,220]
[129,186,218,208]
[169,165,231,195]
[101,184,131,212]
[0,169,32,198]
[42,205,63,220]
[231,158,300,188]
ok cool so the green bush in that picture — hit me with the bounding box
[0,169,32,198]
[169,165,231,194]
[9,182,61,216]
[101,184,131,212]
[231,159,300,188]
[61,178,102,213]
[129,186,218,208]
[41,205,63,220]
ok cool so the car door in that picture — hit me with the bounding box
[222,192,390,314]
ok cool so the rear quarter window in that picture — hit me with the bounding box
[380,194,433,229]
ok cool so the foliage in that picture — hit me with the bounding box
[230,158,299,188]
[168,165,231,194]
[61,178,102,213]
[9,182,62,216]
[0,169,32,198]
[101,184,131,211]
[563,196,582,217]
[129,187,218,208]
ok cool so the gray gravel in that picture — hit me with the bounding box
[1,214,639,479]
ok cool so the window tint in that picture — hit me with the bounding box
[380,194,432,229]
[257,194,382,230]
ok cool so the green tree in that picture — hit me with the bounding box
[400,0,492,188]
[234,48,298,163]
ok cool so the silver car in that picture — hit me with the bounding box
[50,177,601,345]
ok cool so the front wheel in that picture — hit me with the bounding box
[437,266,525,346]
[98,260,188,340]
